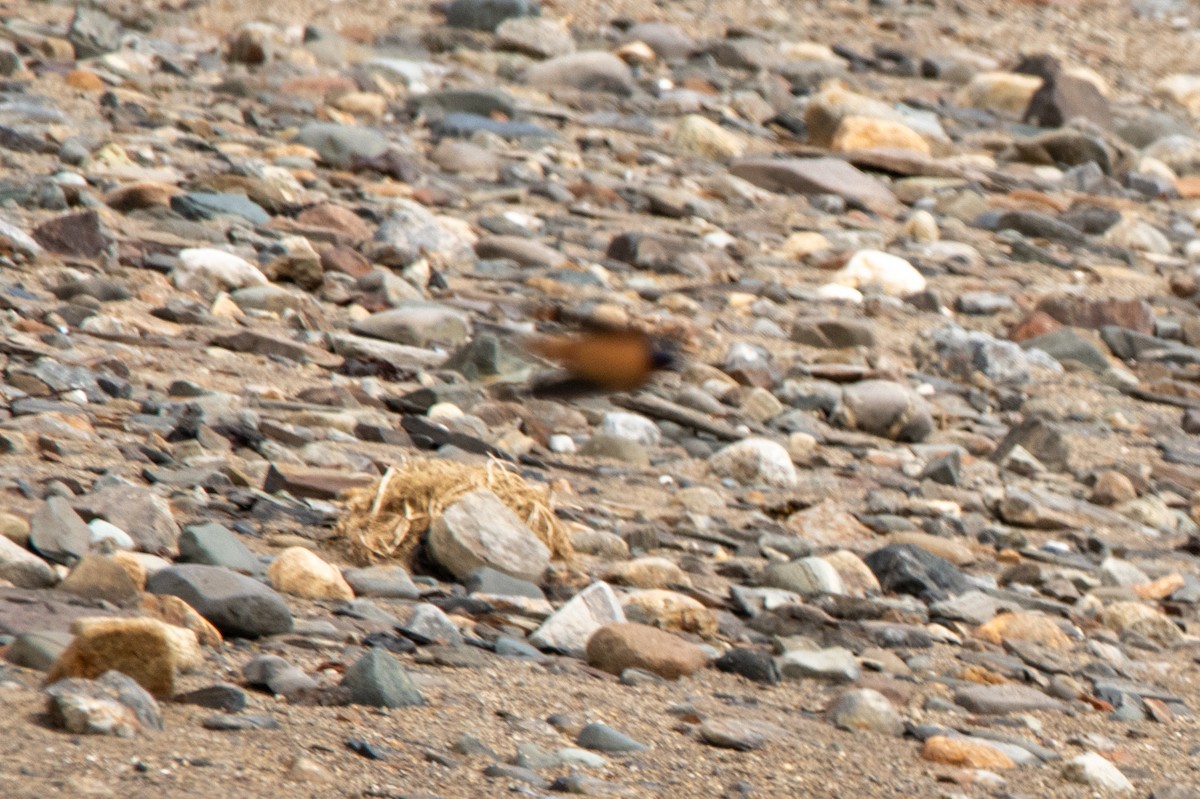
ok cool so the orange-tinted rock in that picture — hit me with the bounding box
[975,612,1072,649]
[585,622,707,679]
[921,736,1016,769]
[65,70,104,91]
[1132,574,1185,600]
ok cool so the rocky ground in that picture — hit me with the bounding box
[0,0,1197,797]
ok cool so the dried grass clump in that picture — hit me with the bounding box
[337,456,574,566]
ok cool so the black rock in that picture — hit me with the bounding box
[444,0,538,31]
[863,544,969,601]
[713,648,781,685]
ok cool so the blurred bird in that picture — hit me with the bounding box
[523,327,678,398]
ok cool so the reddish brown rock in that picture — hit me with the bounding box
[320,245,374,278]
[585,622,708,679]
[1009,311,1063,342]
[1035,296,1154,334]
[297,203,373,244]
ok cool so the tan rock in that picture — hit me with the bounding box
[333,91,388,119]
[268,546,354,600]
[1133,574,1185,600]
[921,736,1015,769]
[1090,470,1137,506]
[1157,74,1200,115]
[0,511,30,546]
[622,589,718,637]
[974,612,1072,649]
[141,594,223,647]
[600,557,690,589]
[960,72,1043,115]
[822,550,881,597]
[832,116,930,155]
[786,502,874,547]
[777,231,832,259]
[58,554,141,605]
[1103,601,1182,644]
[585,622,708,679]
[671,115,746,161]
[805,84,902,147]
[110,551,147,590]
[48,617,200,697]
[888,531,975,566]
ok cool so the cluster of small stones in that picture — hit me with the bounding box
[0,0,1195,796]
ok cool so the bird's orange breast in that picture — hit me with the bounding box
[526,330,656,392]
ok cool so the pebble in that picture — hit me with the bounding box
[576,722,648,753]
[699,718,769,751]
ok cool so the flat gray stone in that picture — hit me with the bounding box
[730,157,899,212]
[954,684,1066,715]
[343,565,420,599]
[177,522,260,574]
[779,647,861,683]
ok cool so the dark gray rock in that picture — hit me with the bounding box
[243,655,316,695]
[177,522,259,574]
[171,193,270,225]
[295,123,389,169]
[29,496,91,566]
[713,648,781,685]
[341,648,425,708]
[576,722,648,753]
[146,564,293,639]
[863,544,969,600]
[444,0,537,31]
[954,684,1066,714]
[342,565,420,599]
[175,683,248,712]
[990,417,1070,472]
[465,567,545,599]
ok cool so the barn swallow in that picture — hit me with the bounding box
[524,327,678,398]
